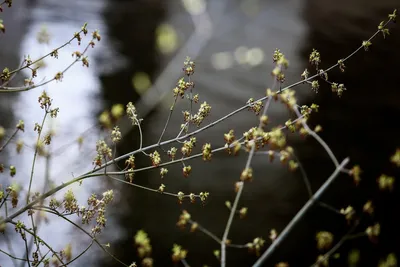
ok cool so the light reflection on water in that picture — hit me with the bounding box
[1,0,112,266]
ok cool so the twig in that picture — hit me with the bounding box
[31,207,130,267]
[26,112,48,204]
[252,157,350,267]
[310,221,364,267]
[23,232,32,267]
[188,219,222,244]
[158,96,178,145]
[0,38,95,93]
[9,220,66,266]
[181,258,191,267]
[0,128,20,152]
[0,248,31,264]
[221,70,277,267]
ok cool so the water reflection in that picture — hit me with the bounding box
[1,0,108,266]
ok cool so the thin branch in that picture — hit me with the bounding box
[188,219,222,244]
[0,129,20,152]
[252,157,350,267]
[310,221,364,267]
[31,207,130,267]
[158,96,178,145]
[0,109,307,225]
[181,258,191,267]
[9,221,66,266]
[106,174,203,200]
[3,27,85,77]
[23,232,32,267]
[292,151,313,198]
[221,72,277,267]
[0,248,32,264]
[0,38,95,93]
[27,112,48,204]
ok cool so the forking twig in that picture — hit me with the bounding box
[252,157,350,267]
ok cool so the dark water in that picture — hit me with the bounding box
[0,0,399,266]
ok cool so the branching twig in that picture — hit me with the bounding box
[252,158,350,267]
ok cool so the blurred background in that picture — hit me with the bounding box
[0,0,399,266]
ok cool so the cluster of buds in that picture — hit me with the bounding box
[309,49,321,68]
[93,140,112,167]
[50,49,59,59]
[126,102,141,126]
[78,190,114,236]
[224,130,241,155]
[173,77,194,98]
[38,91,52,110]
[240,167,253,181]
[6,184,19,208]
[338,59,346,72]
[311,80,319,93]
[199,192,209,203]
[272,49,289,83]
[390,149,400,167]
[239,207,248,219]
[247,98,263,115]
[202,143,212,161]
[125,155,135,182]
[171,244,188,263]
[363,200,374,215]
[14,220,26,240]
[176,210,191,229]
[266,88,279,101]
[149,150,161,167]
[43,131,54,145]
[279,147,293,164]
[111,126,122,143]
[366,223,380,242]
[331,82,347,97]
[280,89,297,110]
[285,119,296,133]
[0,67,10,82]
[191,102,211,126]
[167,147,177,160]
[340,205,355,224]
[160,168,168,178]
[182,165,192,177]
[362,40,372,51]
[134,230,153,263]
[224,129,235,144]
[9,165,16,177]
[318,69,328,81]
[301,68,309,81]
[183,56,195,76]
[269,229,278,242]
[54,71,63,82]
[268,128,287,150]
[349,165,362,185]
[181,137,196,157]
[243,127,270,151]
[246,237,265,256]
[316,231,334,251]
[377,174,395,191]
[63,189,79,214]
[158,183,166,193]
[300,104,319,119]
